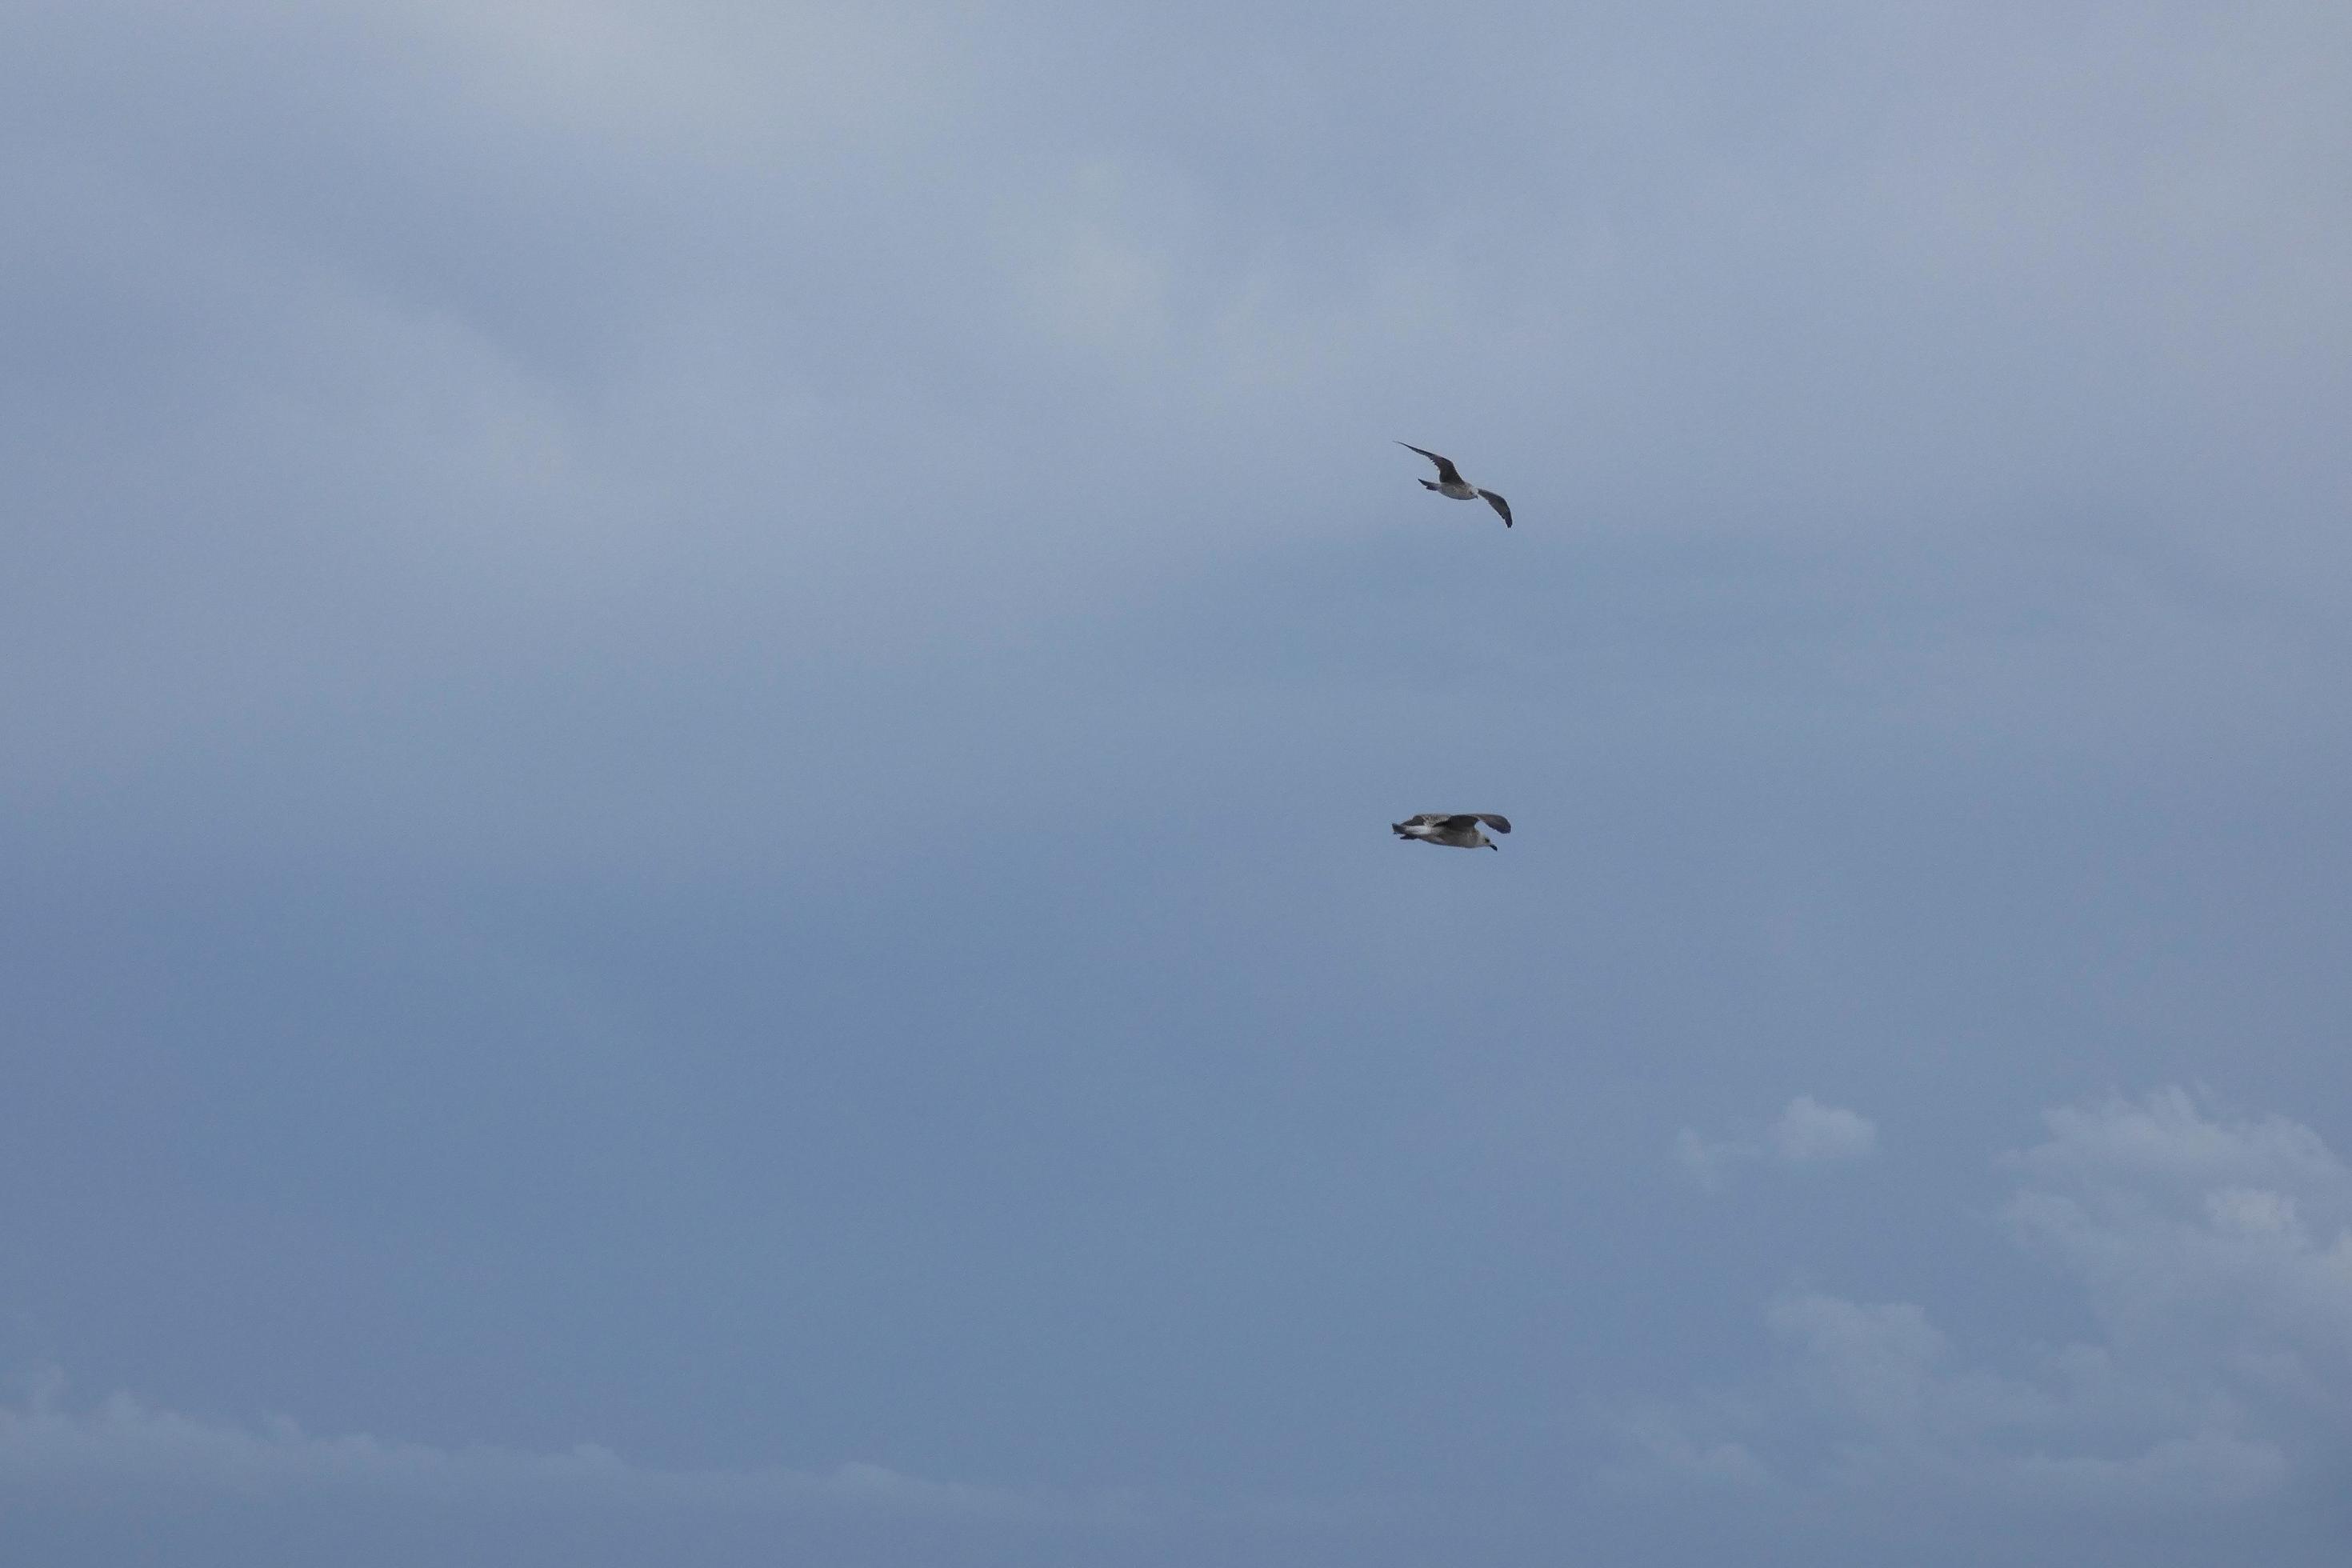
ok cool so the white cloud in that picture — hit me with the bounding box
[1619,1089,2352,1512]
[1675,1096,1878,1190]
[2002,1088,2352,1415]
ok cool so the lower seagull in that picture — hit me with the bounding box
[1391,814,1513,850]
[1396,442,1513,527]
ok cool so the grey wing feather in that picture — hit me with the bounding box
[1474,814,1512,833]
[1438,814,1482,830]
[1396,442,1465,486]
[1400,814,1442,826]
[1478,490,1513,526]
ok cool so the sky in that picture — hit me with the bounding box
[3,0,2350,1562]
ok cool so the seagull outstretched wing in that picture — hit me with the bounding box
[1396,442,1465,487]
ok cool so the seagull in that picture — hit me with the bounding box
[1392,813,1513,850]
[1398,442,1512,527]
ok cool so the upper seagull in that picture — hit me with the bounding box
[1398,442,1512,527]
[1392,813,1513,850]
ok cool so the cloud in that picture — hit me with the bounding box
[2002,1088,2352,1415]
[1620,1089,2352,1513]
[1675,1096,1879,1190]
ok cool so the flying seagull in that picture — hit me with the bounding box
[1398,442,1512,527]
[1392,813,1513,850]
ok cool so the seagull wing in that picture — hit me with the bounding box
[1437,814,1485,831]
[1478,490,1513,526]
[1396,442,1465,487]
[1474,814,1512,834]
[1398,814,1444,827]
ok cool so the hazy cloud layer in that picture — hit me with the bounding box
[0,1373,1380,1568]
[0,1370,1078,1519]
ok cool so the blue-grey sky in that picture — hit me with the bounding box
[6,1,2350,1562]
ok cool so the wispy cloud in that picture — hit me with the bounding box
[1770,1098,1879,1164]
[1674,1096,1879,1190]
